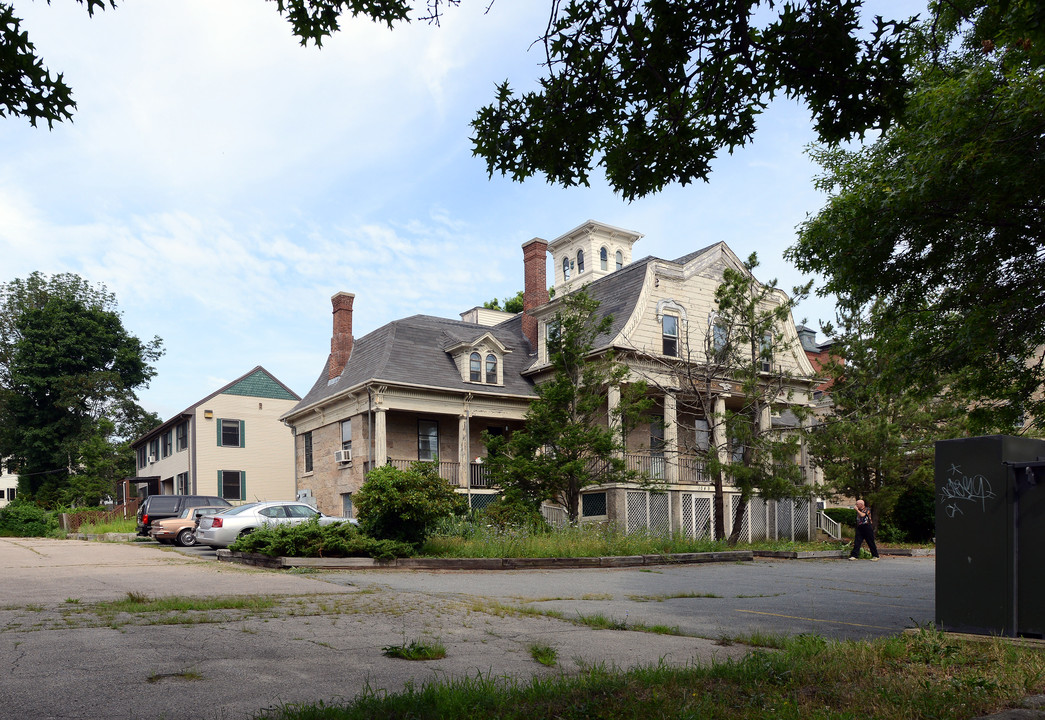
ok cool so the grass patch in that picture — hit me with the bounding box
[529,642,558,667]
[96,592,278,615]
[381,638,447,661]
[146,669,203,683]
[575,612,629,630]
[76,518,136,534]
[628,591,722,602]
[252,627,1045,720]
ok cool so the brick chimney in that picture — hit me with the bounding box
[329,292,355,380]
[521,238,549,350]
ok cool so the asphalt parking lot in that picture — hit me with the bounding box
[0,538,934,720]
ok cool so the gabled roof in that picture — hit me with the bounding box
[290,313,536,414]
[133,366,300,446]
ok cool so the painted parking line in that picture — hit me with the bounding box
[734,609,896,631]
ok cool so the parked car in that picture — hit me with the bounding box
[195,501,355,549]
[136,494,232,535]
[149,506,228,547]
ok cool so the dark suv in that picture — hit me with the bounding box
[136,494,232,536]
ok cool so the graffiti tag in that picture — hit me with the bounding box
[940,463,996,517]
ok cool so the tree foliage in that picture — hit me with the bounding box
[354,461,467,546]
[6,0,913,200]
[0,272,163,506]
[483,288,650,523]
[788,1,1045,431]
[804,303,971,532]
[482,290,524,314]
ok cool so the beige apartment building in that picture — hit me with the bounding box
[130,367,300,503]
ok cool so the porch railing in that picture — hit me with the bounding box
[815,510,842,540]
[365,459,493,488]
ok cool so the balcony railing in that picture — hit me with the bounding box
[364,459,492,488]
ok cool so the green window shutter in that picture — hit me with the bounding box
[239,420,245,448]
[217,419,223,446]
[218,470,223,497]
[240,471,246,501]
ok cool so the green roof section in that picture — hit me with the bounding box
[221,369,298,400]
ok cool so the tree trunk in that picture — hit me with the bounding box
[713,470,725,540]
[727,496,748,547]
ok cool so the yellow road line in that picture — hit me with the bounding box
[734,609,894,630]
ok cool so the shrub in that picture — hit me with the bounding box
[0,499,62,537]
[888,483,936,542]
[355,462,467,546]
[823,507,857,527]
[477,488,548,531]
[229,518,413,560]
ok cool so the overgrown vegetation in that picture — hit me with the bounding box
[254,628,1045,720]
[528,642,558,667]
[229,518,413,560]
[355,461,467,547]
[0,498,62,537]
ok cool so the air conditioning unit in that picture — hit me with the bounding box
[334,449,352,464]
[147,454,157,464]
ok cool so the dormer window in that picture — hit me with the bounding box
[600,247,608,270]
[577,250,585,274]
[563,256,571,280]
[470,352,481,382]
[485,354,497,383]
[615,250,623,270]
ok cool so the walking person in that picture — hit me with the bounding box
[849,499,880,561]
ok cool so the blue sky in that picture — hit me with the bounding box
[1,1,912,421]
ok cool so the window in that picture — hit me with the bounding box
[485,353,497,384]
[650,417,665,453]
[615,250,623,270]
[175,422,188,452]
[342,492,353,518]
[600,247,608,270]
[582,492,607,517]
[341,419,352,453]
[731,440,745,463]
[7,488,16,501]
[576,249,585,274]
[418,419,439,461]
[470,352,481,382]
[303,431,313,473]
[760,332,773,372]
[149,438,159,461]
[662,315,679,357]
[137,446,147,469]
[176,472,189,495]
[562,256,571,280]
[218,419,244,448]
[713,323,729,360]
[695,418,710,452]
[219,470,245,500]
[161,430,172,458]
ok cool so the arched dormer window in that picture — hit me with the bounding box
[469,352,481,382]
[485,354,497,384]
[562,256,571,280]
[600,247,608,270]
[615,250,623,270]
[577,249,585,274]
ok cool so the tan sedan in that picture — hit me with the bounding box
[149,506,228,547]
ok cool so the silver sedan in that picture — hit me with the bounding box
[195,501,355,548]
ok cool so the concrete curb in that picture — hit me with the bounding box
[66,532,141,542]
[217,549,756,570]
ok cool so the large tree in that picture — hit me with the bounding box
[0,272,163,506]
[805,303,971,531]
[6,0,912,197]
[483,288,650,523]
[788,2,1045,431]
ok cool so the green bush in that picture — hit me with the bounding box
[0,499,62,537]
[888,483,936,542]
[823,507,857,527]
[229,518,413,560]
[355,462,467,546]
[477,488,548,531]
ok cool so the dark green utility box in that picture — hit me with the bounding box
[935,435,1045,638]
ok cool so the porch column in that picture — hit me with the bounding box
[374,407,387,466]
[458,413,469,489]
[664,390,678,484]
[712,396,728,466]
[607,384,622,458]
